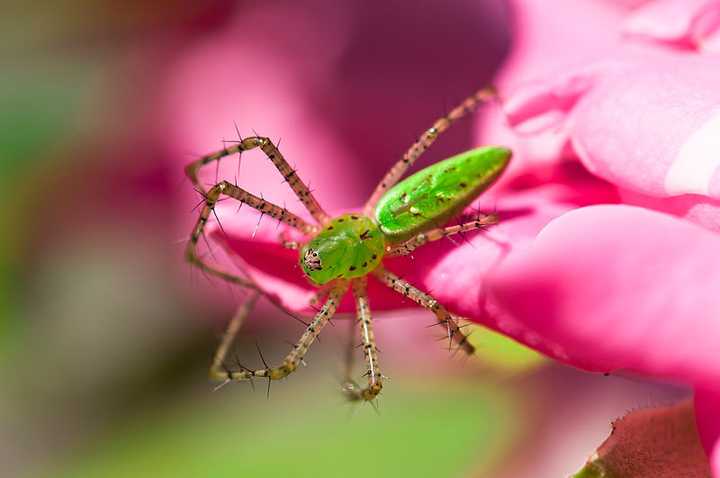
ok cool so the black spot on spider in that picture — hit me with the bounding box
[362,262,367,268]
[371,254,377,260]
[349,266,357,271]
[328,226,334,230]
[338,218,344,222]
[351,215,359,220]
[459,182,468,188]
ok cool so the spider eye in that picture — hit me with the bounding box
[303,248,323,272]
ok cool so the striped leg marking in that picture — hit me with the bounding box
[343,277,383,401]
[373,267,474,355]
[386,212,498,256]
[210,292,260,385]
[363,87,497,215]
[217,281,348,382]
[185,136,330,224]
[185,181,316,291]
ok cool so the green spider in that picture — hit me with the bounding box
[185,87,510,401]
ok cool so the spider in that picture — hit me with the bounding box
[185,87,510,401]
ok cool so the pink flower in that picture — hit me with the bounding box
[172,0,719,473]
[470,0,720,473]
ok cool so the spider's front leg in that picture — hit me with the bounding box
[385,212,498,256]
[373,267,474,355]
[342,277,383,401]
[185,136,330,225]
[186,181,316,282]
[219,280,349,383]
[186,180,318,323]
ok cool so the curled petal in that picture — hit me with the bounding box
[486,205,720,386]
[570,52,720,200]
[477,0,628,174]
[624,0,720,52]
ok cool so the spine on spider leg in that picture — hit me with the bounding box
[186,184,223,264]
[345,277,383,401]
[209,293,261,381]
[184,141,251,192]
[222,282,348,383]
[184,183,257,289]
[218,181,317,234]
[364,86,498,213]
[255,138,330,224]
[386,213,499,256]
[373,268,475,356]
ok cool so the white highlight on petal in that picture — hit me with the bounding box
[665,110,720,196]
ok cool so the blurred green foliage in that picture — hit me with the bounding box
[43,380,519,478]
[467,325,545,373]
[0,63,102,340]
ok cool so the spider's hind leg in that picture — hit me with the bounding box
[185,136,330,224]
[210,292,260,384]
[373,267,474,355]
[218,281,349,384]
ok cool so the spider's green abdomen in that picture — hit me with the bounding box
[300,214,385,285]
[375,146,511,243]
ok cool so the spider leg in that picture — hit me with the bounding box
[186,180,315,282]
[210,292,260,382]
[215,281,348,383]
[342,277,383,401]
[308,281,336,308]
[186,180,317,325]
[363,87,497,215]
[185,136,330,224]
[385,212,498,256]
[372,267,474,355]
[278,230,300,250]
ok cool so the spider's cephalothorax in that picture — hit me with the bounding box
[185,86,510,402]
[300,214,385,284]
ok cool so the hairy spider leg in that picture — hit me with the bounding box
[186,180,316,321]
[185,136,330,224]
[210,292,260,383]
[386,212,498,256]
[343,277,383,401]
[221,281,348,382]
[373,267,474,355]
[308,281,336,308]
[186,180,315,279]
[363,87,497,215]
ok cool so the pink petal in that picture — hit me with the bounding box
[486,205,720,387]
[496,48,720,231]
[624,0,720,52]
[570,51,720,201]
[695,387,720,475]
[477,0,628,175]
[620,188,720,232]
